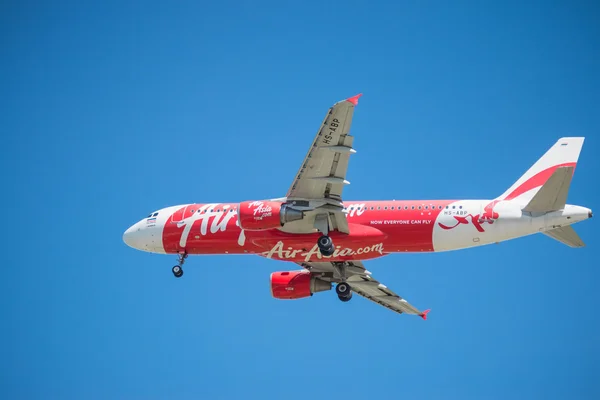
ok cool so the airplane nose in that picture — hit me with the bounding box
[123,224,139,248]
[589,209,593,219]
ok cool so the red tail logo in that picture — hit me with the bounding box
[438,201,500,232]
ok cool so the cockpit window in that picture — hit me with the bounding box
[146,214,152,218]
[152,212,158,217]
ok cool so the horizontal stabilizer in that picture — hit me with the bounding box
[543,226,585,248]
[523,166,574,213]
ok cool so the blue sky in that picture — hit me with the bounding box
[1,1,599,399]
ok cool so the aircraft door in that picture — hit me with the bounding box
[170,205,193,224]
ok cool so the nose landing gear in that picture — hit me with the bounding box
[172,252,187,278]
[172,265,183,278]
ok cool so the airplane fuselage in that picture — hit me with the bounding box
[123,199,592,263]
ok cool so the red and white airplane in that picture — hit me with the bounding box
[123,94,592,318]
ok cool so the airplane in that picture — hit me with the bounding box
[123,94,592,318]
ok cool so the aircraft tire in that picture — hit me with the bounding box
[317,235,334,256]
[336,282,352,297]
[172,265,184,278]
[338,292,352,302]
[319,244,335,256]
[317,235,333,249]
[338,291,352,303]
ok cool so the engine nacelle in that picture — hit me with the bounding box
[237,200,303,231]
[270,271,331,300]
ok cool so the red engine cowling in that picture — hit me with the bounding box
[270,271,331,300]
[237,200,303,231]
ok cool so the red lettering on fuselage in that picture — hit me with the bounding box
[161,201,450,259]
[438,200,500,232]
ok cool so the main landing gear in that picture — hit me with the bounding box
[314,215,351,301]
[172,252,187,278]
[336,282,352,302]
[317,235,335,256]
[314,214,334,257]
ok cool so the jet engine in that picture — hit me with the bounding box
[237,200,303,230]
[270,271,332,300]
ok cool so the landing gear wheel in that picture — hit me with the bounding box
[336,282,351,297]
[317,235,334,256]
[338,292,353,302]
[320,245,334,256]
[336,282,352,302]
[171,252,187,278]
[172,265,184,278]
[318,235,333,248]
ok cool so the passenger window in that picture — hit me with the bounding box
[425,206,428,210]
[384,207,388,210]
[411,206,415,210]
[391,206,395,210]
[418,206,422,210]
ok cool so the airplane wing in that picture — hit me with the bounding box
[298,260,430,318]
[285,94,362,233]
[286,94,360,202]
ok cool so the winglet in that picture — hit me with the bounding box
[420,309,431,320]
[346,93,363,105]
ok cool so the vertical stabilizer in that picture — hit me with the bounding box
[522,166,574,213]
[498,137,584,203]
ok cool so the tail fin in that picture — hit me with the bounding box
[498,137,584,203]
[522,166,573,213]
